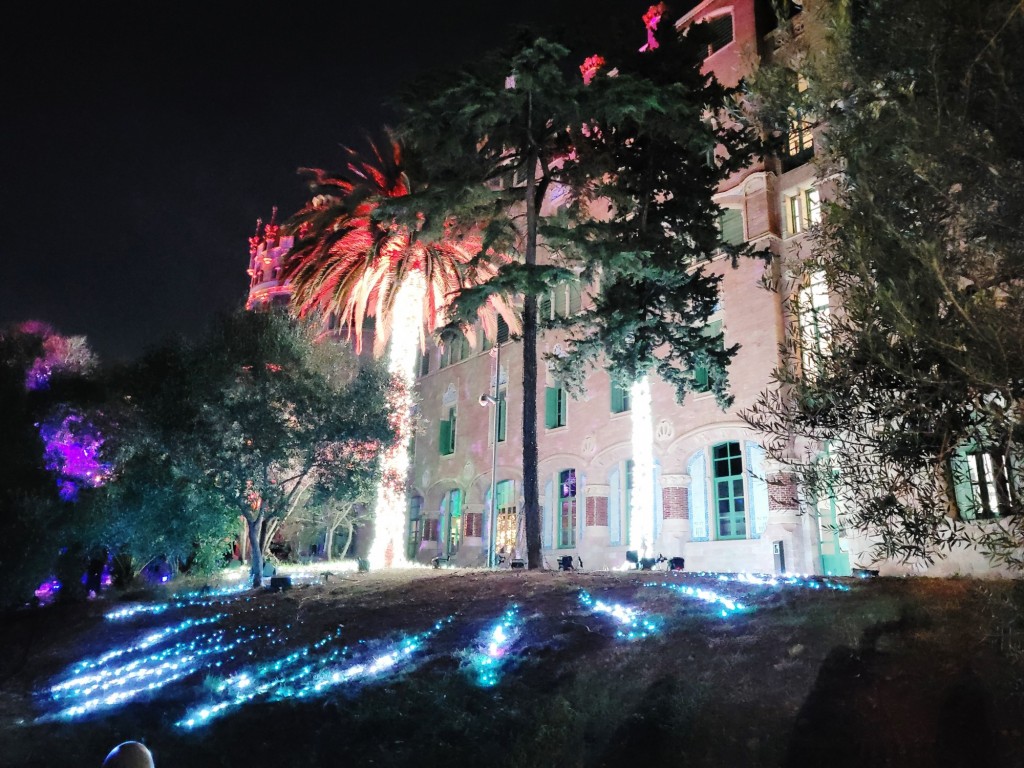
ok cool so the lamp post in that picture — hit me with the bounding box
[480,338,501,568]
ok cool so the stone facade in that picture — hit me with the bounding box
[248,0,1012,578]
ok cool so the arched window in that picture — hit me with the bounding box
[712,442,746,539]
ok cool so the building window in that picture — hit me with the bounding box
[611,382,631,414]
[545,386,568,429]
[439,405,457,456]
[443,488,463,553]
[798,271,830,378]
[494,479,518,555]
[491,389,507,443]
[482,315,511,352]
[718,208,745,246]
[540,281,583,322]
[439,333,469,368]
[785,75,815,165]
[407,496,423,559]
[693,320,724,393]
[712,442,746,539]
[419,351,431,377]
[698,13,733,55]
[951,449,1016,520]
[784,187,821,236]
[558,469,577,548]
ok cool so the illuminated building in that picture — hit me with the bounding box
[247,0,1009,577]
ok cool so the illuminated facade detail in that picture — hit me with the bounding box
[628,377,655,557]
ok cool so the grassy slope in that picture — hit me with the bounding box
[2,570,1023,767]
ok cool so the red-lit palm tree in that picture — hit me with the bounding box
[283,135,517,567]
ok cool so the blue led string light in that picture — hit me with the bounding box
[177,616,454,729]
[644,582,747,618]
[460,605,521,687]
[105,585,252,622]
[711,572,851,592]
[579,591,661,640]
[40,617,290,721]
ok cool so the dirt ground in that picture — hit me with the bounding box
[2,567,1023,767]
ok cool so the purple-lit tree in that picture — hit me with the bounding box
[0,321,100,605]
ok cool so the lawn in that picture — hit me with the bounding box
[1,567,1023,767]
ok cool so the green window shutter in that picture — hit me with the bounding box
[568,282,582,315]
[719,208,744,246]
[449,408,457,452]
[539,292,552,322]
[497,391,507,442]
[950,453,976,520]
[545,386,558,429]
[611,383,626,414]
[419,352,430,377]
[439,419,452,456]
[693,320,723,393]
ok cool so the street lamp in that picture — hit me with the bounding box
[479,338,502,568]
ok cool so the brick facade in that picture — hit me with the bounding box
[464,512,483,538]
[585,496,608,526]
[768,474,799,511]
[662,486,689,519]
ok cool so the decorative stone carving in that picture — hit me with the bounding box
[655,419,675,442]
[582,435,596,455]
[442,383,458,406]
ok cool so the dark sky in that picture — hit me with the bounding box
[2,1,675,362]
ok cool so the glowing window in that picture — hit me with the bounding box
[558,469,577,548]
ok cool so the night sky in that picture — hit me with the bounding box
[2,1,690,363]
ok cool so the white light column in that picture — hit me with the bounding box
[628,376,655,558]
[367,271,426,569]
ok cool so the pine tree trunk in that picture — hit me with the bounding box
[523,141,543,570]
[248,514,265,588]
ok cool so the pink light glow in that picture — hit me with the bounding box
[39,412,110,501]
[640,2,667,52]
[579,54,606,85]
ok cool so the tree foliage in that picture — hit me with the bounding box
[0,322,101,606]
[744,0,1024,567]
[544,17,760,401]
[396,37,598,569]
[91,309,396,586]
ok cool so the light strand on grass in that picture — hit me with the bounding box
[644,581,747,618]
[105,585,252,621]
[42,618,282,721]
[579,590,660,640]
[177,616,454,729]
[462,605,521,687]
